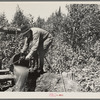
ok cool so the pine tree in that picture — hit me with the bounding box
[0,12,9,27]
[34,16,45,28]
[11,5,34,28]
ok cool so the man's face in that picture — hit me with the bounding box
[22,31,29,37]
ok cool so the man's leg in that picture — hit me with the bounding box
[43,34,52,53]
[0,51,2,70]
[38,50,44,73]
[38,36,52,73]
[32,52,38,72]
[0,60,2,70]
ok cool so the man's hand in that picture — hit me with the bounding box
[29,68,34,73]
[25,55,31,60]
[20,50,24,54]
[19,53,25,64]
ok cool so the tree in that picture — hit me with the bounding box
[0,12,9,27]
[0,12,9,42]
[45,7,66,36]
[34,16,45,28]
[11,5,34,28]
[43,7,75,72]
[65,4,100,55]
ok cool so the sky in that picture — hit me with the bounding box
[0,2,68,22]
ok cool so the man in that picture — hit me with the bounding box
[0,49,2,69]
[21,27,53,73]
[7,27,52,91]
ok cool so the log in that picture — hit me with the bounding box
[0,75,15,80]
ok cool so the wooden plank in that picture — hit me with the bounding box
[0,75,15,80]
[0,69,9,73]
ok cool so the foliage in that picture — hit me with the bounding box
[44,7,65,34]
[64,4,100,55]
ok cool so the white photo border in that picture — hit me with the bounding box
[0,0,100,99]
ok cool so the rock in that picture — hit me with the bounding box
[35,72,81,92]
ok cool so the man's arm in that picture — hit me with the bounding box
[26,32,40,59]
[21,37,29,53]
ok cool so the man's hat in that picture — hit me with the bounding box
[20,25,31,37]
[21,25,30,34]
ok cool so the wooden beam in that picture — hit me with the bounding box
[0,75,15,80]
[0,69,9,74]
[0,26,21,34]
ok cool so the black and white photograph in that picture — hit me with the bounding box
[0,1,100,98]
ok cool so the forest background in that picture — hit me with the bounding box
[1,4,100,92]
